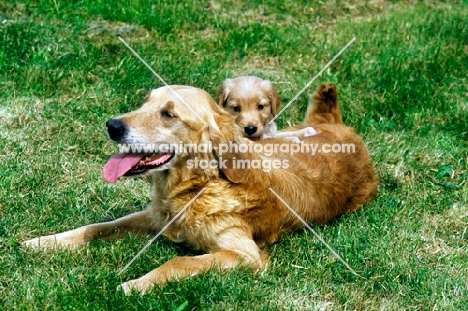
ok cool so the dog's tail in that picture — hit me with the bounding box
[303,82,343,125]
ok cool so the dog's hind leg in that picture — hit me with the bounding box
[22,208,155,249]
[303,82,342,125]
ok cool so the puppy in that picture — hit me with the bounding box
[217,76,316,141]
[216,76,279,140]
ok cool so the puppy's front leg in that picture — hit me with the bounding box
[275,127,317,141]
[23,208,155,249]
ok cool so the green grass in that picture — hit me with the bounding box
[1,0,467,309]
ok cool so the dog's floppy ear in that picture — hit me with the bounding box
[206,111,247,183]
[261,80,280,116]
[216,79,233,108]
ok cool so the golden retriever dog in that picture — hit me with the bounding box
[304,82,343,125]
[217,76,316,141]
[23,85,378,295]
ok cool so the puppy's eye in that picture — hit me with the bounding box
[258,104,264,111]
[161,110,176,118]
[233,106,241,113]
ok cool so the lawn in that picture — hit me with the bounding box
[1,0,467,310]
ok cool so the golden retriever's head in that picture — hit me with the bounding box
[216,76,280,140]
[102,85,247,183]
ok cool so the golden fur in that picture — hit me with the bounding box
[217,76,317,140]
[216,76,280,139]
[23,85,378,295]
[304,82,343,125]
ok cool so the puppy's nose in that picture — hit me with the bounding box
[244,126,258,136]
[106,118,126,141]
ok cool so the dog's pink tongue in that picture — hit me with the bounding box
[102,153,145,183]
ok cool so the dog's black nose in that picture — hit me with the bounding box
[106,118,126,141]
[244,126,258,136]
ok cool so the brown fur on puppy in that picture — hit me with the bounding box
[23,85,378,295]
[217,76,317,141]
[216,76,280,140]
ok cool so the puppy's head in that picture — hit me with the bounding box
[102,85,247,184]
[216,76,280,140]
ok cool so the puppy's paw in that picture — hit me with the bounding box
[302,127,317,137]
[283,137,301,143]
[118,278,154,296]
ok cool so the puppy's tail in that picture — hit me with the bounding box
[303,82,343,125]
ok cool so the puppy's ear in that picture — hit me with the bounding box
[261,80,280,116]
[207,111,247,183]
[216,79,232,107]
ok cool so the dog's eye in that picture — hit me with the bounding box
[258,104,264,111]
[161,110,176,118]
[233,106,241,113]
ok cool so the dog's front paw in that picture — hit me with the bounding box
[22,234,80,250]
[22,235,58,249]
[118,278,154,296]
